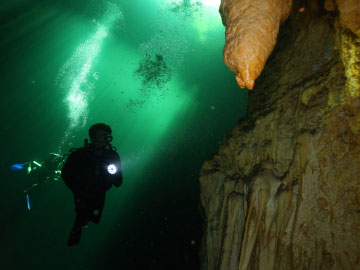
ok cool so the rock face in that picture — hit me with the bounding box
[200,1,360,269]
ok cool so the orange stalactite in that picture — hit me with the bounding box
[220,0,292,90]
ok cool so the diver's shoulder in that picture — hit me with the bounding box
[105,145,120,157]
[68,146,90,157]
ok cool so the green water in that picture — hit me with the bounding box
[0,0,247,269]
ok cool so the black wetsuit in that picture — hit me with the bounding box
[61,144,123,227]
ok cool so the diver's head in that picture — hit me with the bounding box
[89,123,113,149]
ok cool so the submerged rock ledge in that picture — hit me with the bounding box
[200,1,360,269]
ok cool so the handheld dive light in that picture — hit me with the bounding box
[107,164,117,175]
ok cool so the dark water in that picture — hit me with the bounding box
[0,0,247,269]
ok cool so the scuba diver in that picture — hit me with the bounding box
[11,153,64,211]
[61,123,123,246]
[22,153,64,193]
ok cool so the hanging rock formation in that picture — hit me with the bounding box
[220,0,292,90]
[200,0,360,269]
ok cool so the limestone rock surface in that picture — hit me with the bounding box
[200,2,360,269]
[337,0,360,37]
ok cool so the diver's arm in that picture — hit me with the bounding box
[112,161,123,187]
[109,152,123,187]
[61,150,83,191]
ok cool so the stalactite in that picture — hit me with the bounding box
[258,181,279,270]
[237,171,281,270]
[219,192,246,270]
[274,184,294,267]
[238,179,260,270]
[219,0,292,89]
[315,238,326,270]
[289,166,303,268]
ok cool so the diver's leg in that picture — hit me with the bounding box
[67,224,82,247]
[67,193,89,246]
[91,192,106,224]
[73,193,92,226]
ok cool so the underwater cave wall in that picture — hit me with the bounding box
[200,1,360,269]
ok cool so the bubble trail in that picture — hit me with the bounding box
[56,1,123,148]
